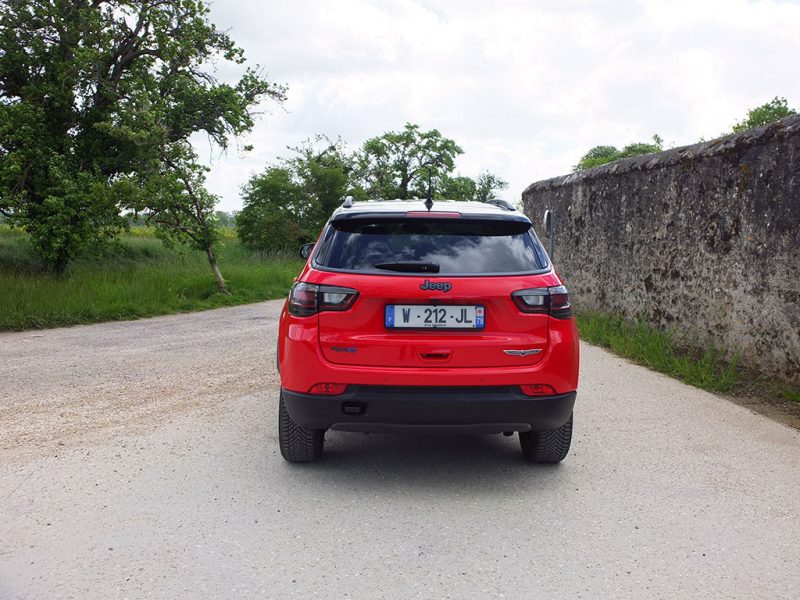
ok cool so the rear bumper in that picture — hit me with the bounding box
[281,385,576,433]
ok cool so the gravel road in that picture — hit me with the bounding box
[1,301,799,599]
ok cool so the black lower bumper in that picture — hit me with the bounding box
[281,385,576,433]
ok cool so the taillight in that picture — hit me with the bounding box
[288,282,358,317]
[512,285,573,319]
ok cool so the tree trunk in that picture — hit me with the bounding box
[205,244,230,295]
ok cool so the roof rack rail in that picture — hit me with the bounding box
[485,198,515,211]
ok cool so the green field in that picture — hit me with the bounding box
[0,226,303,330]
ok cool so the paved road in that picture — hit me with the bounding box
[1,301,798,599]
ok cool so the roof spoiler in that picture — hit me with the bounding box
[485,198,515,211]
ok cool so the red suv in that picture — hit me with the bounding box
[277,199,579,463]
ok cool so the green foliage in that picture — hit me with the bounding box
[237,126,511,252]
[438,175,477,200]
[236,167,313,252]
[286,136,355,223]
[0,0,285,272]
[213,211,236,228]
[577,310,741,393]
[0,228,302,330]
[356,123,463,199]
[573,145,620,171]
[237,136,352,253]
[574,136,663,172]
[439,170,508,201]
[474,170,509,202]
[732,96,797,133]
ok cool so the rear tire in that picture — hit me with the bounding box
[279,392,324,463]
[519,412,573,463]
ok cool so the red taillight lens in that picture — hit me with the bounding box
[404,211,462,218]
[520,384,556,396]
[511,285,573,319]
[288,282,318,316]
[288,283,358,317]
[308,383,348,395]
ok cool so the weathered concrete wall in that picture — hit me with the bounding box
[523,115,800,383]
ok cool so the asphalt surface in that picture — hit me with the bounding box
[1,301,798,599]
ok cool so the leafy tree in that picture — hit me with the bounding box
[732,96,797,133]
[438,171,508,202]
[574,145,620,171]
[132,148,233,292]
[474,170,509,202]
[438,175,477,200]
[357,123,463,199]
[236,167,312,253]
[237,136,355,252]
[214,211,234,228]
[573,136,663,172]
[0,0,285,284]
[286,136,354,226]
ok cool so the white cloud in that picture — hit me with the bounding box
[200,0,800,211]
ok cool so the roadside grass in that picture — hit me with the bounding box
[576,310,742,394]
[0,227,302,330]
[780,389,800,403]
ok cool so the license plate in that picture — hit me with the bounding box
[385,305,485,329]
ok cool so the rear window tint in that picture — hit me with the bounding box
[314,218,548,274]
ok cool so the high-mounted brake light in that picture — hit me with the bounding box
[404,211,462,218]
[512,285,573,319]
[288,282,358,317]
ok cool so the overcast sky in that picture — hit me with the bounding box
[197,0,800,212]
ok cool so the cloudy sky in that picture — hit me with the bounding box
[197,0,800,212]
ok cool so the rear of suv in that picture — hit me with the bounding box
[277,199,579,463]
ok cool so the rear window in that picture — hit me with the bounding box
[314,218,549,275]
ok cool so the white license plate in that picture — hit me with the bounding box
[385,305,485,329]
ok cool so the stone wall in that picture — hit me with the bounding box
[522,115,800,383]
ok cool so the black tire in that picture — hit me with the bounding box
[519,412,573,463]
[278,393,324,463]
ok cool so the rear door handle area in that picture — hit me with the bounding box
[419,349,451,360]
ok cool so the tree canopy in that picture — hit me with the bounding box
[236,136,353,252]
[732,96,796,133]
[356,123,463,199]
[573,135,664,172]
[0,0,285,277]
[237,125,510,252]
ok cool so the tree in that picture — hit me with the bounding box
[438,175,477,201]
[236,166,312,253]
[573,136,663,172]
[438,171,508,201]
[237,136,355,252]
[0,0,285,282]
[356,123,463,199]
[214,211,233,228]
[474,170,509,202]
[732,96,796,133]
[286,136,354,226]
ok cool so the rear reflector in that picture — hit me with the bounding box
[520,384,557,396]
[308,383,348,395]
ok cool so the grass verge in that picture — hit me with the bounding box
[0,227,302,330]
[576,310,741,393]
[577,309,800,427]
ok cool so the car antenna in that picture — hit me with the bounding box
[424,166,433,211]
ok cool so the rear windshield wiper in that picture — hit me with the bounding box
[373,262,440,273]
